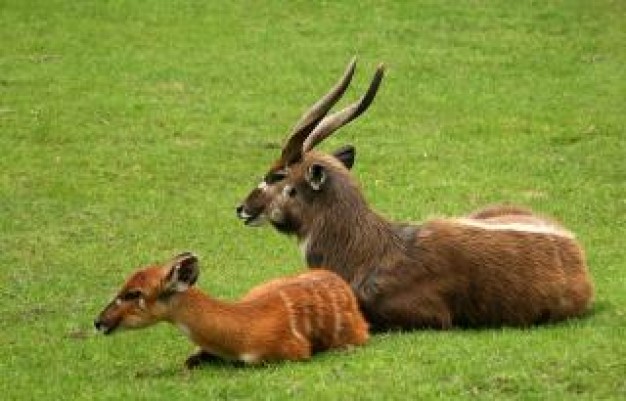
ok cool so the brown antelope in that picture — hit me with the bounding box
[236,58,594,331]
[94,252,368,368]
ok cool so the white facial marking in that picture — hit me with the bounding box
[282,185,293,197]
[138,298,146,310]
[115,298,122,306]
[456,219,574,238]
[257,181,268,191]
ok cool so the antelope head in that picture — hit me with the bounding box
[236,58,385,237]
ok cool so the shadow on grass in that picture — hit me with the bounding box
[369,305,603,338]
[130,359,264,379]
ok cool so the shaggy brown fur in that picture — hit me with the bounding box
[236,59,594,331]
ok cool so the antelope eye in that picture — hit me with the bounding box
[264,171,287,184]
[287,187,297,197]
[121,290,143,301]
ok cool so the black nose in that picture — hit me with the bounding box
[94,320,102,331]
[236,205,243,214]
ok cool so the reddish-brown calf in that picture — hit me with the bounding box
[94,252,368,368]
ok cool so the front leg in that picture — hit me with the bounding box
[184,350,220,369]
[357,277,452,331]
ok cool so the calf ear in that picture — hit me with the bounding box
[164,252,199,293]
[332,145,355,169]
[305,163,327,191]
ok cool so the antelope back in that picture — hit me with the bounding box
[244,269,368,351]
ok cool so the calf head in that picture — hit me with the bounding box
[94,252,199,334]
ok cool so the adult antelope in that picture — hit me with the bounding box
[236,58,594,331]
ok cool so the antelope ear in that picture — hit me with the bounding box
[164,252,199,293]
[332,145,355,169]
[305,163,327,191]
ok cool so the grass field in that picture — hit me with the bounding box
[1,0,624,399]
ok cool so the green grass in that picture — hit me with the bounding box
[1,0,624,399]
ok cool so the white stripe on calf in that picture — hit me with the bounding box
[278,290,306,344]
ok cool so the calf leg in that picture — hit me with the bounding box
[185,350,220,369]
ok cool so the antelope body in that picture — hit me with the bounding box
[94,253,368,368]
[236,58,594,331]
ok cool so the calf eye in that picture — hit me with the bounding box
[121,290,143,301]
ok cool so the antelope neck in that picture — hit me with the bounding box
[303,207,401,280]
[164,288,248,352]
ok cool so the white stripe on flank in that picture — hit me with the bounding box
[278,290,306,343]
[329,288,342,343]
[455,218,574,239]
[138,298,146,310]
[311,288,325,334]
[301,297,312,337]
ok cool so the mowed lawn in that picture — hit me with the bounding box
[1,0,624,399]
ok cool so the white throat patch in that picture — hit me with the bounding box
[299,236,310,259]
